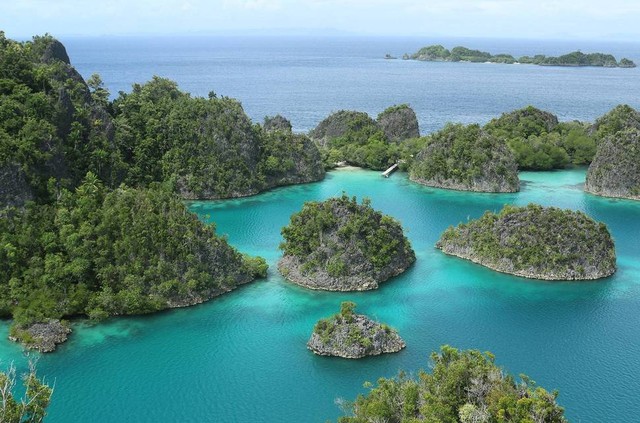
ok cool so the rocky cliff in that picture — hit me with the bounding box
[278,195,415,291]
[376,104,420,142]
[585,128,640,200]
[436,204,616,280]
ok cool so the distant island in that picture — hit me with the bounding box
[402,45,637,68]
[308,301,405,358]
[436,204,617,280]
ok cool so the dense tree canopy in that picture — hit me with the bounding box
[338,345,566,423]
[484,106,596,170]
[409,123,519,192]
[1,174,266,339]
[0,364,52,423]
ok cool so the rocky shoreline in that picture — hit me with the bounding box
[436,204,617,280]
[278,195,416,291]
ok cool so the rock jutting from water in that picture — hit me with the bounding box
[436,204,616,280]
[307,302,405,359]
[278,194,416,291]
[9,319,71,353]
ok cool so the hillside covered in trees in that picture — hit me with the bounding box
[337,345,566,422]
[409,123,520,192]
[310,105,426,170]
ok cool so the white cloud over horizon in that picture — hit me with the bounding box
[2,0,639,40]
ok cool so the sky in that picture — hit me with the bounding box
[2,0,640,40]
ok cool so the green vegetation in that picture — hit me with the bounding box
[309,302,404,358]
[585,128,640,200]
[408,44,636,67]
[112,77,324,199]
[437,204,616,280]
[0,364,52,423]
[311,108,425,171]
[591,104,640,144]
[0,173,265,331]
[337,345,566,423]
[484,106,596,169]
[409,123,519,192]
[279,194,415,291]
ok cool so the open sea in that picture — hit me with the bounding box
[2,36,640,422]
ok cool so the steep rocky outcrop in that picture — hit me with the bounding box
[585,128,640,200]
[278,195,415,291]
[9,320,71,353]
[436,204,616,280]
[263,114,293,132]
[376,104,420,142]
[410,123,519,192]
[308,110,380,148]
[308,302,405,358]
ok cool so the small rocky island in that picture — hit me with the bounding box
[436,204,616,280]
[278,194,415,291]
[409,123,520,192]
[308,302,405,358]
[9,320,71,353]
[404,45,636,68]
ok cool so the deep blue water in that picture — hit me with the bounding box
[61,36,640,133]
[1,37,640,422]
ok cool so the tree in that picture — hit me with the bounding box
[87,73,110,107]
[0,363,52,423]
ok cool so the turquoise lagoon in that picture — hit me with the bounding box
[2,168,640,422]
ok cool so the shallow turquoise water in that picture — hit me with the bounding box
[2,168,640,422]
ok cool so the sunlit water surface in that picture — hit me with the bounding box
[2,168,640,422]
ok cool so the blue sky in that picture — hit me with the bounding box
[2,0,640,40]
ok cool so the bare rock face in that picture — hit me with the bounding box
[278,195,415,291]
[585,128,640,200]
[308,303,405,359]
[308,110,379,148]
[40,39,71,64]
[376,104,420,142]
[263,115,293,132]
[9,320,71,353]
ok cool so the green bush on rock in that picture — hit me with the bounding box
[337,345,566,423]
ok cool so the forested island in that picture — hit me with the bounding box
[585,105,640,200]
[278,194,415,291]
[308,302,405,358]
[404,44,636,68]
[437,204,617,280]
[409,123,520,192]
[337,345,566,422]
[0,32,337,350]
